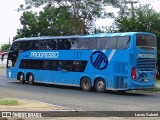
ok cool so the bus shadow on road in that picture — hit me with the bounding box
[36,82,82,91]
[10,81,156,96]
[25,82,147,96]
[105,90,156,96]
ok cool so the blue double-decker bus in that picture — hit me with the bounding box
[6,32,157,92]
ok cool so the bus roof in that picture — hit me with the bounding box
[14,32,156,42]
[15,35,80,42]
[80,32,156,38]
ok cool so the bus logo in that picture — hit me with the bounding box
[90,51,108,70]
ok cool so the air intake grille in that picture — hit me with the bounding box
[137,58,156,71]
[114,63,128,74]
[114,76,127,89]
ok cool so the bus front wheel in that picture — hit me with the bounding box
[81,77,92,91]
[95,79,106,93]
[19,73,25,84]
[28,73,34,85]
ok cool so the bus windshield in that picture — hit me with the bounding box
[136,34,157,50]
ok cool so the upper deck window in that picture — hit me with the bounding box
[78,38,97,49]
[117,36,130,49]
[97,37,117,49]
[136,34,157,50]
[97,36,130,49]
[10,39,76,51]
[10,36,131,51]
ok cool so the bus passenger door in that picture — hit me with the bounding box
[42,60,62,84]
[58,61,79,85]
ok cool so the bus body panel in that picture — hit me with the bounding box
[6,32,157,91]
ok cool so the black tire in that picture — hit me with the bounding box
[19,73,25,84]
[28,73,34,85]
[95,79,106,93]
[81,77,92,91]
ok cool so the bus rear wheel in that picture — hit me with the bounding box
[19,73,25,84]
[28,73,34,85]
[81,77,92,91]
[95,79,106,93]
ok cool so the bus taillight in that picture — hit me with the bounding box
[131,67,136,80]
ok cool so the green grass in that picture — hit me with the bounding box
[153,87,160,92]
[142,87,160,93]
[0,99,19,105]
[156,80,160,84]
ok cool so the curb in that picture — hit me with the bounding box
[24,99,72,111]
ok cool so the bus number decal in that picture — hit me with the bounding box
[90,51,108,70]
[30,52,59,58]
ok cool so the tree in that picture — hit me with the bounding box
[101,4,160,73]
[1,44,10,51]
[19,0,126,34]
[14,6,85,40]
[38,6,85,35]
[13,11,38,40]
[108,4,160,35]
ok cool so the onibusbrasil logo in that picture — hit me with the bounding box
[90,51,108,70]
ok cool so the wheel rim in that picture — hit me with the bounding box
[81,78,91,91]
[20,74,24,81]
[97,81,105,90]
[29,75,33,82]
[84,80,89,89]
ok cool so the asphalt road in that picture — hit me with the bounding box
[0,68,160,111]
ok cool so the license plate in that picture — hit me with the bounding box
[143,78,148,82]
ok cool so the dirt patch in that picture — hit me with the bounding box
[0,99,70,111]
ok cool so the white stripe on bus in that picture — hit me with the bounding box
[100,34,106,37]
[111,33,117,36]
[92,49,97,53]
[120,33,127,36]
[102,49,106,53]
[108,49,116,61]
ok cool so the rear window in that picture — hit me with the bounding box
[136,34,157,50]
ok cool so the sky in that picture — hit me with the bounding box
[0,0,160,45]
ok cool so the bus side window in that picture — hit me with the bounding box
[39,40,45,50]
[51,61,58,70]
[117,36,130,49]
[78,38,96,49]
[57,61,73,71]
[43,60,52,70]
[52,39,58,50]
[21,41,28,50]
[46,40,52,50]
[58,40,63,49]
[10,42,18,51]
[71,39,78,49]
[73,61,81,71]
[97,37,117,49]
[73,60,87,72]
[17,42,21,50]
[19,60,27,69]
[34,40,40,50]
[26,41,34,50]
[63,40,71,49]
[17,41,26,50]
